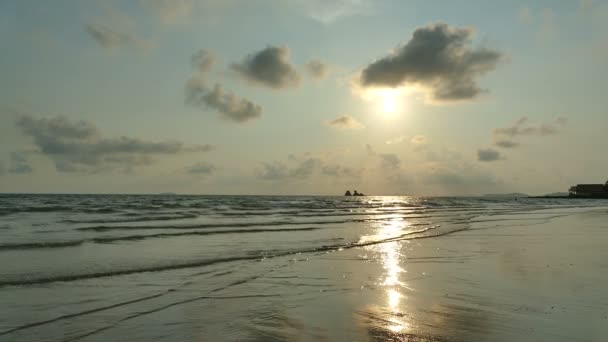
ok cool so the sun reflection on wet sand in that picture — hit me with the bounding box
[360,214,413,335]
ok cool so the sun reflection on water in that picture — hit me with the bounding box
[360,214,413,334]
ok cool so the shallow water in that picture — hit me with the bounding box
[1,194,607,341]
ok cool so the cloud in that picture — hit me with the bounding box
[231,46,300,89]
[186,161,215,175]
[259,158,319,181]
[320,164,359,178]
[424,164,499,187]
[494,140,519,148]
[258,154,358,181]
[385,135,406,145]
[326,115,364,130]
[305,60,330,79]
[411,135,427,145]
[8,152,33,174]
[493,116,564,138]
[191,49,215,73]
[141,0,194,24]
[359,23,502,102]
[259,161,289,180]
[16,115,211,173]
[289,0,374,24]
[477,148,502,162]
[366,144,401,170]
[185,78,262,122]
[518,7,533,24]
[85,24,154,52]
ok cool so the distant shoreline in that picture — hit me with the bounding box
[528,196,608,199]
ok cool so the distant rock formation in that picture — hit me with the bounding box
[344,190,365,196]
[344,190,352,196]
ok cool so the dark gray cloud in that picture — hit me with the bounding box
[16,115,212,173]
[186,162,215,175]
[8,152,33,174]
[86,24,153,51]
[326,115,364,129]
[305,60,330,79]
[477,148,502,162]
[186,78,262,122]
[191,49,215,73]
[360,23,502,101]
[231,46,300,89]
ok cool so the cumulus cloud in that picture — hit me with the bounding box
[326,115,364,130]
[16,115,212,173]
[191,49,215,73]
[186,161,215,175]
[305,60,330,79]
[186,78,262,122]
[8,152,33,174]
[141,0,193,24]
[86,24,154,52]
[231,46,300,89]
[477,148,502,162]
[359,23,502,102]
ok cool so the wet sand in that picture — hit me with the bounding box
[188,209,608,341]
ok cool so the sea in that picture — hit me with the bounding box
[1,194,607,341]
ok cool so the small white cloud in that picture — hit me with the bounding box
[290,0,374,25]
[411,135,427,145]
[385,135,406,145]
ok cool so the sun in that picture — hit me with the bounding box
[379,88,401,116]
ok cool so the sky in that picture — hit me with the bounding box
[1,0,607,196]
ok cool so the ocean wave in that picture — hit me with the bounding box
[0,227,323,251]
[0,223,461,288]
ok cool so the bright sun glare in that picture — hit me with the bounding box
[377,88,402,117]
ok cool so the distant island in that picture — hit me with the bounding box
[344,190,365,196]
[543,192,569,197]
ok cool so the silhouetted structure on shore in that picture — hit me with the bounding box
[569,180,608,198]
[344,190,365,196]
